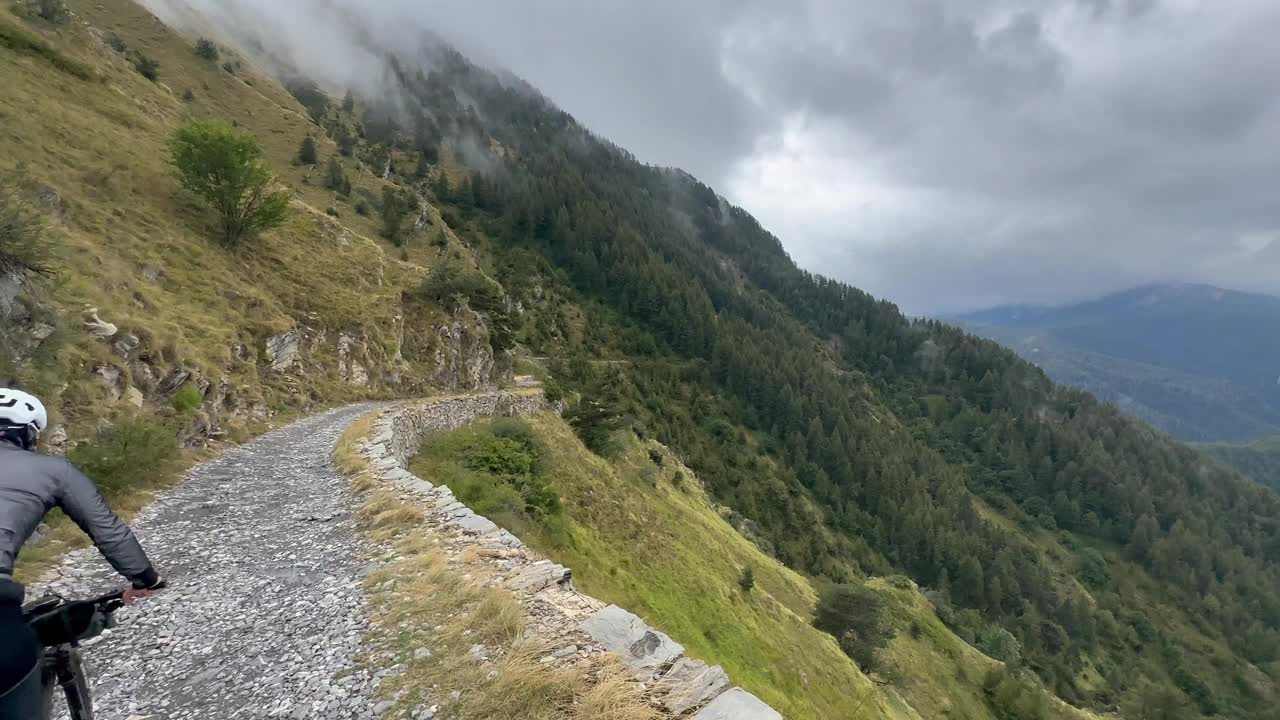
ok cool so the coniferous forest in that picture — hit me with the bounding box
[333,47,1280,718]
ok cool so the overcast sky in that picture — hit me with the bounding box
[151,0,1280,314]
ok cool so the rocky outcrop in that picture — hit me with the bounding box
[430,310,495,391]
[265,329,302,372]
[356,392,782,719]
[337,332,370,387]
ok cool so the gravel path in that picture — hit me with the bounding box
[33,404,380,720]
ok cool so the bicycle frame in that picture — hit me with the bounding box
[40,644,93,720]
[24,590,123,720]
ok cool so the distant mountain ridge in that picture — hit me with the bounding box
[953,283,1280,442]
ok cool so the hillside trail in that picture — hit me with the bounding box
[31,404,381,720]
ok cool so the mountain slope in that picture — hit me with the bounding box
[1,0,512,576]
[954,284,1280,442]
[411,413,1097,720]
[8,2,1280,718]
[1203,436,1280,493]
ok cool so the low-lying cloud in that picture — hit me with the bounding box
[146,0,1280,313]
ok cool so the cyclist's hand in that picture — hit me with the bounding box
[123,579,166,605]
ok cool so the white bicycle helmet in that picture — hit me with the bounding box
[0,387,48,438]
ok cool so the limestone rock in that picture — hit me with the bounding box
[691,688,782,720]
[45,425,66,455]
[580,605,684,680]
[124,386,145,408]
[113,332,141,358]
[266,330,301,371]
[654,657,730,715]
[82,307,117,339]
[506,561,571,592]
[94,364,123,402]
[337,332,370,387]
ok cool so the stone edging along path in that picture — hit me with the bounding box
[352,391,783,720]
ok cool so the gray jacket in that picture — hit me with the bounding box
[0,440,157,587]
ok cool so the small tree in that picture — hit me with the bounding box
[325,158,350,196]
[298,136,318,165]
[738,567,755,594]
[194,38,219,61]
[380,187,418,245]
[336,126,356,157]
[342,89,355,113]
[813,582,896,672]
[170,121,290,247]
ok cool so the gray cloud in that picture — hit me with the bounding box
[147,0,1280,313]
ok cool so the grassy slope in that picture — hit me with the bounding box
[0,0,469,577]
[412,414,1102,720]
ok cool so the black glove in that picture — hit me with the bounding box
[130,567,164,590]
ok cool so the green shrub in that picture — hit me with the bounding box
[181,88,195,102]
[106,33,128,53]
[132,52,159,81]
[354,199,370,216]
[194,38,218,61]
[171,383,202,414]
[738,566,755,593]
[982,668,1049,720]
[221,61,235,75]
[68,417,178,496]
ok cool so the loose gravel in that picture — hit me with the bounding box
[32,404,380,720]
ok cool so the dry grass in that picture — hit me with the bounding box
[335,414,374,476]
[356,490,424,532]
[339,416,658,720]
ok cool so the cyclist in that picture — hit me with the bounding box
[0,387,165,718]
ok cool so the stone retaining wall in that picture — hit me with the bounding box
[356,391,782,719]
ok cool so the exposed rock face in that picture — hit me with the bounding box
[337,332,370,387]
[430,308,498,392]
[265,329,301,371]
[93,364,123,403]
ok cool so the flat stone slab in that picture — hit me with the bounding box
[654,657,730,715]
[452,513,499,535]
[580,605,684,680]
[692,688,782,720]
[506,561,571,592]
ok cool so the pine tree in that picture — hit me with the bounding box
[298,136,318,165]
[956,557,986,608]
